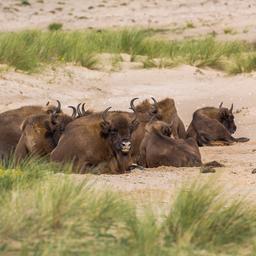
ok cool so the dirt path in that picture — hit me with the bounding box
[1,64,256,207]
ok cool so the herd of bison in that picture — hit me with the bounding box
[0,97,250,174]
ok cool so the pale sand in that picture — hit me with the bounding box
[0,0,256,210]
[1,64,256,209]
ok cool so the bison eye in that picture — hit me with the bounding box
[110,128,118,135]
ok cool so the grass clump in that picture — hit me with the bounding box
[1,172,256,255]
[48,22,63,31]
[0,29,256,73]
[20,0,31,6]
[224,27,236,35]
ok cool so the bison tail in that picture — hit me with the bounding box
[234,137,250,143]
[203,161,225,168]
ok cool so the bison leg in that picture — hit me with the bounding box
[14,135,29,162]
[234,137,250,143]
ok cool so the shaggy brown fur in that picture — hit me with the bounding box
[50,109,139,174]
[140,121,201,168]
[131,97,186,162]
[0,102,62,159]
[186,103,249,146]
[14,113,73,161]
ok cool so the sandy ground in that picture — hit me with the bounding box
[0,0,256,211]
[1,64,256,210]
[0,0,256,41]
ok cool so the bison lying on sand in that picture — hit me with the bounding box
[50,99,139,173]
[14,112,73,161]
[132,97,186,162]
[186,103,249,146]
[140,121,202,168]
[0,101,62,159]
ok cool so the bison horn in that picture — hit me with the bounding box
[76,103,82,117]
[230,103,233,112]
[102,107,111,124]
[46,101,50,106]
[68,106,77,118]
[56,100,61,113]
[129,98,138,123]
[81,103,87,115]
[151,97,158,112]
[129,98,139,111]
[219,102,223,108]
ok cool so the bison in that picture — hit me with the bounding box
[50,99,139,174]
[140,120,202,168]
[14,111,73,161]
[0,101,63,159]
[131,97,186,163]
[186,103,249,146]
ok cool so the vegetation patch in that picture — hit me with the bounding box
[0,29,255,73]
[0,164,256,256]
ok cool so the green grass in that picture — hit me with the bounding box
[0,29,255,73]
[20,0,31,6]
[224,27,236,35]
[0,165,256,256]
[48,22,63,31]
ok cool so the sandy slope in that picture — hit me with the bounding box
[1,64,256,208]
[0,0,256,41]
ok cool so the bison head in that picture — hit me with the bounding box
[20,112,72,156]
[100,98,139,155]
[149,97,176,123]
[219,102,237,134]
[43,100,62,114]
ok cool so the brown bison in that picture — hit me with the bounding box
[0,101,62,159]
[50,99,139,174]
[186,103,249,146]
[131,97,186,162]
[140,120,202,168]
[14,112,73,161]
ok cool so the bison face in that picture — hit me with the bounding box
[101,114,139,155]
[219,104,237,134]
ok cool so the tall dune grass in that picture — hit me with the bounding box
[0,29,255,73]
[0,166,256,256]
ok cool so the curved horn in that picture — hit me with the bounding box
[151,97,158,112]
[129,98,139,111]
[81,103,87,115]
[68,106,77,118]
[76,103,82,117]
[56,100,61,113]
[46,101,50,106]
[219,102,223,108]
[129,98,138,123]
[230,103,233,112]
[102,107,111,124]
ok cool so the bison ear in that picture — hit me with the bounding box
[100,121,111,138]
